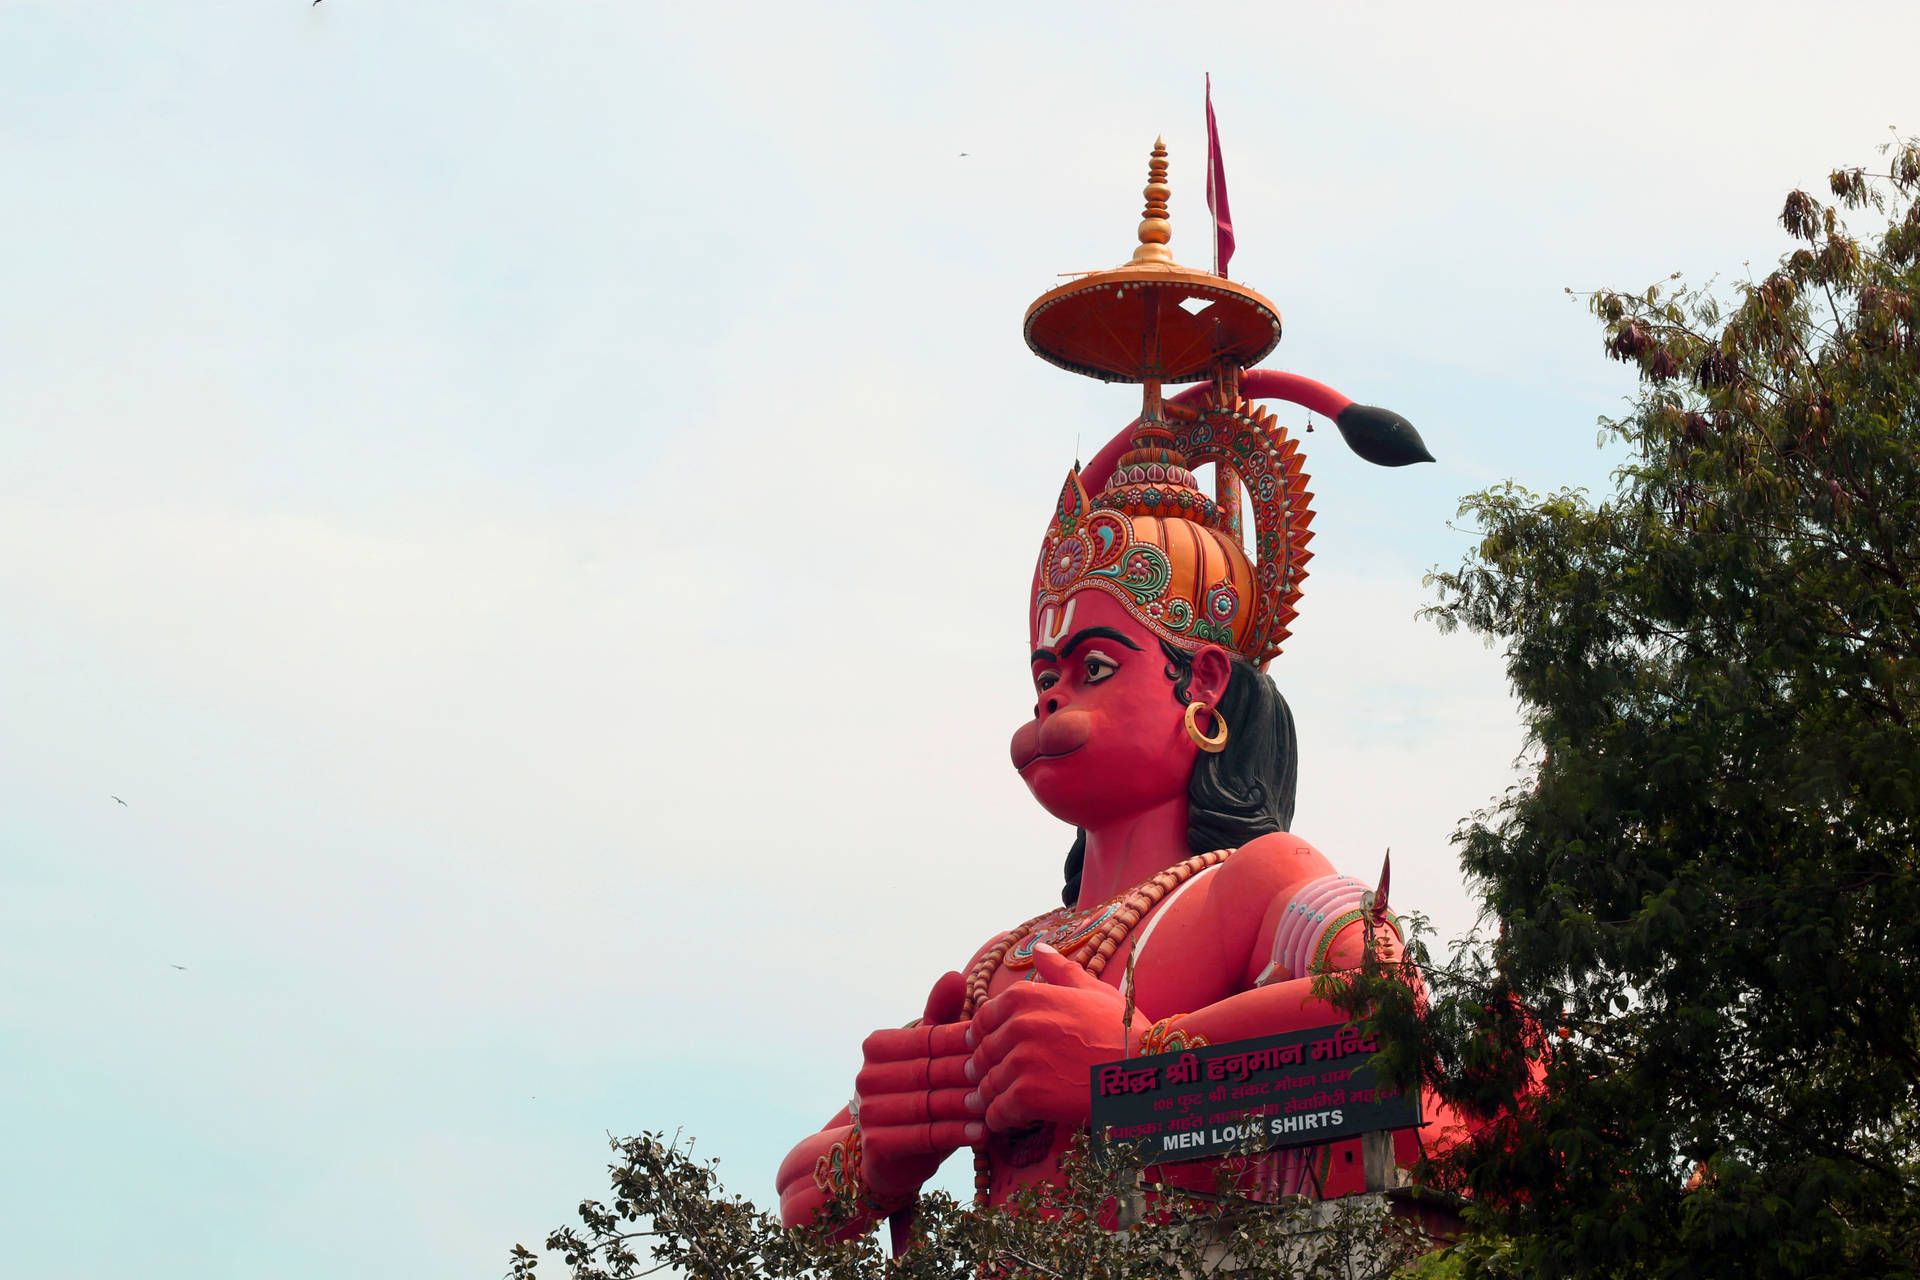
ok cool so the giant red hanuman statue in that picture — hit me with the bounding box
[776,137,1463,1237]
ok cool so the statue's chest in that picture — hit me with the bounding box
[964,874,1237,1017]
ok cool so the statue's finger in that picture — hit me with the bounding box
[921,971,967,1025]
[861,1025,933,1064]
[973,1016,1033,1077]
[858,1091,930,1127]
[966,1009,1033,1090]
[855,1058,929,1098]
[927,1055,972,1090]
[969,1048,1019,1117]
[968,1042,994,1090]
[1029,942,1107,991]
[984,1086,1037,1135]
[927,1023,972,1059]
[859,1087,973,1129]
[927,1086,975,1122]
[925,1119,974,1149]
[966,980,1046,1044]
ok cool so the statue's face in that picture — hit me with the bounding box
[1011,589,1199,828]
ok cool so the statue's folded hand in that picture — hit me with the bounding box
[854,970,975,1197]
[963,943,1141,1141]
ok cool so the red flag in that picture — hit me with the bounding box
[1205,74,1235,279]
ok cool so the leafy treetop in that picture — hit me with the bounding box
[1332,134,1920,1280]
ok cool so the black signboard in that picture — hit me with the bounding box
[1088,1023,1420,1166]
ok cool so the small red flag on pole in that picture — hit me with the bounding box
[1205,73,1235,279]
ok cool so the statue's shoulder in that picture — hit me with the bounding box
[1213,831,1338,901]
[1204,834,1341,981]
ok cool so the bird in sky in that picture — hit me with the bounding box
[111,795,127,807]
[170,965,187,971]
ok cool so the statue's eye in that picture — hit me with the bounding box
[1036,671,1060,692]
[1083,656,1118,684]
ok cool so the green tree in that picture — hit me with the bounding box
[1338,137,1920,1278]
[508,1132,1437,1279]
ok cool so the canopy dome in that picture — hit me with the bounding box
[1023,137,1280,384]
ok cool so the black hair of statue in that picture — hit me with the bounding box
[1059,638,1300,907]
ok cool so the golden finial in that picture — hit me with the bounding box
[1131,136,1173,264]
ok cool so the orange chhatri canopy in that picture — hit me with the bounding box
[1023,137,1280,385]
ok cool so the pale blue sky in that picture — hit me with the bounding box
[4,2,1915,1276]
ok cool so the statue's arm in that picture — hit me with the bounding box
[775,1106,851,1228]
[1138,833,1396,1049]
[1139,972,1358,1048]
[775,1106,880,1238]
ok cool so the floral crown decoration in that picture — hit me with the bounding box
[1031,398,1313,671]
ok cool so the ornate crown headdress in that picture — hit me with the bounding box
[1024,139,1316,671]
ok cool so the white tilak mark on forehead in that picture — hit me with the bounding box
[1036,597,1077,650]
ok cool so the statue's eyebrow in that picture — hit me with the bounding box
[1033,627,1143,667]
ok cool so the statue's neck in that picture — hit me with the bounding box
[1076,797,1192,910]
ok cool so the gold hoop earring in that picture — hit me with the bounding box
[1184,700,1228,753]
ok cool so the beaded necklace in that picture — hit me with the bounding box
[960,847,1233,1200]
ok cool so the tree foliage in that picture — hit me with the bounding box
[508,1132,1436,1279]
[1337,136,1920,1278]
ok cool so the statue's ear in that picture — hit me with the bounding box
[1189,644,1234,710]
